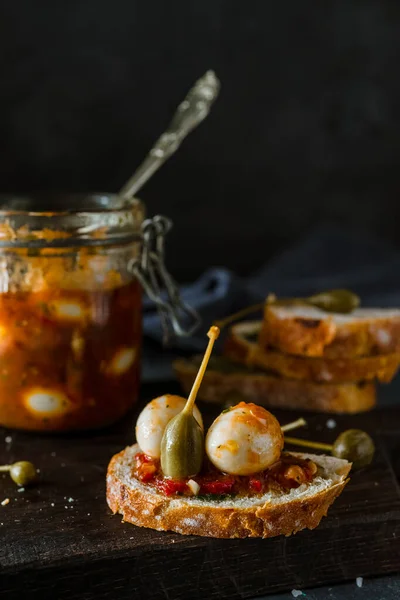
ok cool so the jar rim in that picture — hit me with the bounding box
[0,193,145,248]
[0,193,137,215]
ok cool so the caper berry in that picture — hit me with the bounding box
[161,326,219,479]
[160,411,204,479]
[307,289,360,314]
[9,461,37,486]
[332,429,375,470]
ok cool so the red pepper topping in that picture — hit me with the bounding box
[137,463,156,482]
[133,452,318,497]
[249,477,263,493]
[135,453,157,482]
[200,478,235,495]
[156,478,188,496]
[135,452,153,464]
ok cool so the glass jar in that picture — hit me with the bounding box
[0,193,177,432]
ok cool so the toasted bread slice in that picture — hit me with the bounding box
[107,444,351,539]
[225,321,400,383]
[259,304,400,358]
[173,356,376,413]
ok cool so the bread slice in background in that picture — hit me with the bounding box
[225,321,400,383]
[173,356,376,413]
[107,444,351,539]
[259,304,400,358]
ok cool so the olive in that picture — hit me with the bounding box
[307,289,360,314]
[332,429,375,470]
[161,411,204,479]
[9,461,37,486]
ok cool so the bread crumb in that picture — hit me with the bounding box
[326,419,337,429]
[68,497,74,502]
[51,503,55,507]
[291,590,303,598]
[356,577,363,588]
[1,498,10,506]
[17,488,25,493]
[5,436,12,443]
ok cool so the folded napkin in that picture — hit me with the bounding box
[142,223,400,403]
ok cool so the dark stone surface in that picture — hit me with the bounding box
[1,1,400,279]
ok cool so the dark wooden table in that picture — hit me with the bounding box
[1,381,400,600]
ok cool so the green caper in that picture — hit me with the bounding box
[307,289,360,314]
[160,411,204,479]
[332,429,375,470]
[9,461,37,486]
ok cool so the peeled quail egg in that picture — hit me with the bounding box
[23,387,73,418]
[107,347,137,375]
[49,300,86,322]
[136,395,203,459]
[205,402,283,475]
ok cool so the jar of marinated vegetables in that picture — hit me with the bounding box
[0,194,195,432]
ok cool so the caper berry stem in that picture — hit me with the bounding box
[281,418,307,433]
[284,429,375,471]
[184,326,220,415]
[284,436,333,452]
[0,465,12,473]
[214,303,264,329]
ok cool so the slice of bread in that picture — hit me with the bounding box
[259,304,400,358]
[173,356,376,413]
[225,321,400,383]
[107,444,351,539]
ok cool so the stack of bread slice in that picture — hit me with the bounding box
[174,304,400,414]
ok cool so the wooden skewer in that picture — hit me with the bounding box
[281,418,307,433]
[184,326,220,414]
[284,436,333,452]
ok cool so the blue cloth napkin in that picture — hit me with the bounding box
[142,224,400,385]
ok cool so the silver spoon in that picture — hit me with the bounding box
[119,70,220,200]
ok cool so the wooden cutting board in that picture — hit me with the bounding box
[1,382,400,600]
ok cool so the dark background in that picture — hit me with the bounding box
[1,1,400,281]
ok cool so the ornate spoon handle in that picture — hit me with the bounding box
[119,70,220,200]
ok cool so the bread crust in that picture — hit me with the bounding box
[225,321,400,383]
[107,445,350,539]
[260,304,400,358]
[173,357,376,413]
